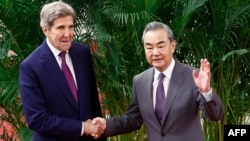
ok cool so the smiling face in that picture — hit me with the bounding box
[42,16,74,51]
[143,28,176,72]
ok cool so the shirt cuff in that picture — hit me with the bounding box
[200,88,213,101]
[81,122,84,136]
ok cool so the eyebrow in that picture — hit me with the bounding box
[56,24,74,28]
[145,40,165,46]
[157,41,165,45]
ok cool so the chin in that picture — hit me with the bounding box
[153,64,165,71]
[152,62,162,67]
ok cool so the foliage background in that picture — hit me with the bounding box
[0,0,249,140]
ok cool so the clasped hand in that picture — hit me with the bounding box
[84,118,106,139]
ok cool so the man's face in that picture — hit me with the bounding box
[42,16,74,51]
[143,29,176,72]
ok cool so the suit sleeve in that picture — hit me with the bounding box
[199,89,224,121]
[105,77,143,137]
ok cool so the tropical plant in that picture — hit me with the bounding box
[0,0,39,140]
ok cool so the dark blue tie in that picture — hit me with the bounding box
[60,51,78,104]
[155,73,165,123]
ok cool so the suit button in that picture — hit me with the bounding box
[161,133,165,136]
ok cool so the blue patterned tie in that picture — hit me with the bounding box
[60,51,78,104]
[155,73,165,123]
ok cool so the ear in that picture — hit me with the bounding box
[171,40,176,53]
[42,27,49,37]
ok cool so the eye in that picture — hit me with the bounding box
[157,45,166,49]
[57,26,65,30]
[145,46,153,50]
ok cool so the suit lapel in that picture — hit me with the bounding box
[144,69,156,118]
[140,68,162,125]
[69,46,94,118]
[161,60,185,125]
[40,41,78,111]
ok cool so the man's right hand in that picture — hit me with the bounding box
[91,117,107,139]
[84,119,105,138]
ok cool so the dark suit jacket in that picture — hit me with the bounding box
[19,40,106,141]
[105,60,224,141]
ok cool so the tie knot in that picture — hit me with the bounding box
[60,51,67,63]
[60,51,66,58]
[158,73,165,81]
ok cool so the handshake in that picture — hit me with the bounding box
[84,117,106,139]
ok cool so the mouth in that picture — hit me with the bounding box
[61,40,70,42]
[153,58,162,61]
[61,40,71,44]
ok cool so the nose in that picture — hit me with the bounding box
[152,48,160,55]
[63,28,73,37]
[64,29,70,37]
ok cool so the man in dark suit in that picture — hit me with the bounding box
[19,1,106,141]
[92,21,224,141]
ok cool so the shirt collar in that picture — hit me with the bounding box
[46,38,63,57]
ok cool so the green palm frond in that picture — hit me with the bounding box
[225,0,250,26]
[171,0,208,40]
[102,0,159,25]
[222,49,249,61]
[183,0,208,17]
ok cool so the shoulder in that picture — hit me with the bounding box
[174,59,198,73]
[20,43,44,66]
[133,67,154,82]
[70,42,91,55]
[71,42,89,50]
[69,42,93,62]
